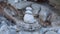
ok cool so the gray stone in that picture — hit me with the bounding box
[0,25,10,34]
[45,31,57,34]
[8,1,33,9]
[32,31,40,34]
[19,31,31,34]
[9,28,17,34]
[4,7,17,16]
[39,6,51,22]
[57,29,60,34]
[0,0,7,2]
[0,16,11,26]
[31,3,41,16]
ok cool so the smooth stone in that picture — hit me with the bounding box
[31,3,41,16]
[19,31,31,34]
[0,25,10,34]
[39,6,51,21]
[45,31,57,34]
[57,29,60,34]
[32,31,40,34]
[8,1,33,9]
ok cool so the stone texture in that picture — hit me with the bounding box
[4,7,16,16]
[19,31,31,34]
[57,29,60,34]
[8,0,33,9]
[49,0,60,10]
[0,1,60,34]
[24,8,35,24]
[51,13,60,27]
[17,21,41,31]
[31,3,41,16]
[32,31,40,34]
[39,5,51,22]
[45,31,57,34]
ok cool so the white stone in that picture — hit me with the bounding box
[57,29,60,34]
[26,7,32,11]
[32,31,40,34]
[24,13,35,24]
[15,0,18,3]
[24,7,36,24]
[25,11,32,14]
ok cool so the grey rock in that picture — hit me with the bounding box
[8,1,33,9]
[31,3,41,16]
[32,31,40,34]
[0,24,10,34]
[19,31,31,34]
[45,31,57,34]
[17,20,41,31]
[39,6,51,22]
[9,28,17,34]
[0,0,7,2]
[4,7,16,16]
[0,16,11,26]
[57,29,60,34]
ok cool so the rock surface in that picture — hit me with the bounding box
[45,31,57,34]
[0,1,60,34]
[31,3,41,16]
[8,0,33,9]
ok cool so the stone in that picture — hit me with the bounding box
[31,3,41,16]
[0,16,11,26]
[51,13,60,27]
[19,31,31,34]
[0,0,7,2]
[24,7,36,24]
[49,0,60,10]
[39,6,51,22]
[9,28,17,34]
[0,24,10,34]
[51,21,60,27]
[32,31,40,34]
[57,29,60,34]
[15,0,19,3]
[45,31,57,34]
[4,7,16,16]
[8,1,33,9]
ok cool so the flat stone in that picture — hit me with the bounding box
[0,25,10,34]
[8,0,33,9]
[45,31,57,34]
[39,5,51,21]
[31,3,41,16]
[19,31,31,34]
[32,31,40,34]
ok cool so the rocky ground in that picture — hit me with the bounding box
[0,0,60,34]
